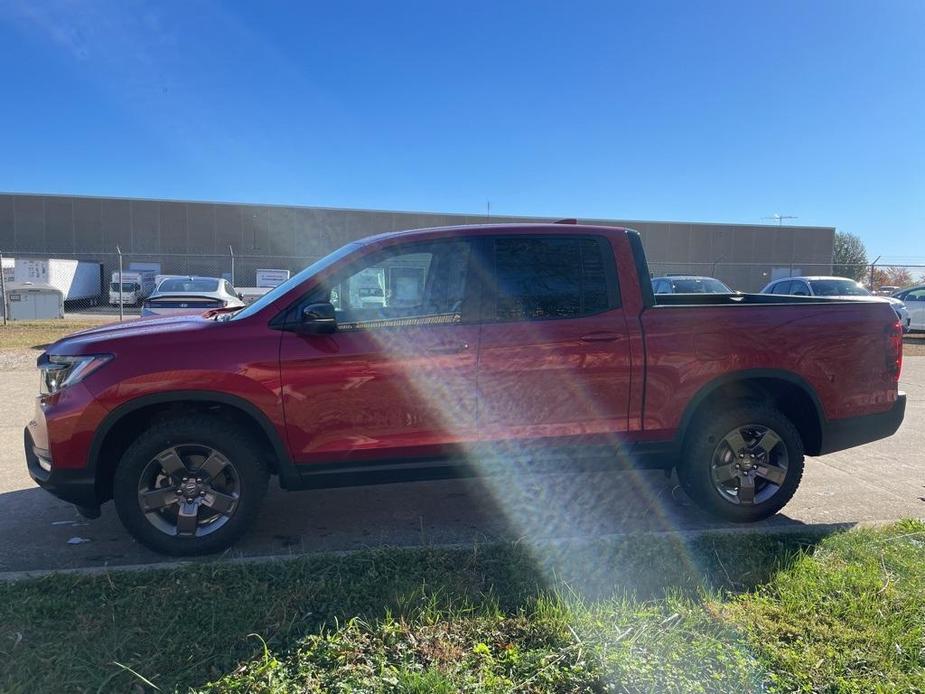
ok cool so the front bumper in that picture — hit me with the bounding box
[817,392,907,455]
[24,427,100,510]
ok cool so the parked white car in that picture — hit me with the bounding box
[891,285,925,332]
[142,276,245,317]
[651,275,734,294]
[761,276,911,332]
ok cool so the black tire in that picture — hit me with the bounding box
[677,403,804,522]
[113,415,269,555]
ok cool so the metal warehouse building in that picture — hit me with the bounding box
[0,193,834,293]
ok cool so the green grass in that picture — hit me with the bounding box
[1,522,923,692]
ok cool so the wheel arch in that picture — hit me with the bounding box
[90,391,296,502]
[678,369,825,456]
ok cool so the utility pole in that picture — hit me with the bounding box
[869,255,881,291]
[0,251,7,326]
[486,200,491,223]
[116,245,123,322]
[229,245,235,286]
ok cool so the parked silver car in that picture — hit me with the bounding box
[651,275,734,294]
[760,276,911,332]
[891,284,925,331]
[142,276,245,317]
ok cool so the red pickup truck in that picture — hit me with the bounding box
[26,223,906,555]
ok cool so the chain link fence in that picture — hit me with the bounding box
[647,261,925,296]
[0,247,323,322]
[866,265,925,293]
[647,261,840,294]
[2,247,925,323]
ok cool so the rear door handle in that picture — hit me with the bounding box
[580,332,623,343]
[426,343,470,354]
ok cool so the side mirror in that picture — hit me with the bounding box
[298,302,337,334]
[237,292,244,300]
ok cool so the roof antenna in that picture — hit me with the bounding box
[762,213,798,227]
[554,218,578,224]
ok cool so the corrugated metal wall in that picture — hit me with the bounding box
[0,193,834,292]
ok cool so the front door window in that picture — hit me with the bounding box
[323,240,472,329]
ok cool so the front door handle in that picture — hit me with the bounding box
[580,332,623,343]
[426,343,470,354]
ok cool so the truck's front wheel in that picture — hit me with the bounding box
[113,415,269,555]
[678,405,804,522]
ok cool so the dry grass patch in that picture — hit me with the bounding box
[904,334,925,357]
[0,318,115,351]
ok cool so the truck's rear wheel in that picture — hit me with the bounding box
[113,415,269,555]
[678,405,804,522]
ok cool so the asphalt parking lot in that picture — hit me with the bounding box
[0,357,922,575]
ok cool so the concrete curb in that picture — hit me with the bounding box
[0,519,901,583]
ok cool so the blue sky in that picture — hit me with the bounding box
[0,0,922,259]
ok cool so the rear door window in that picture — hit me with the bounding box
[486,236,618,322]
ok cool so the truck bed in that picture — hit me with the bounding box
[638,295,900,440]
[654,292,883,307]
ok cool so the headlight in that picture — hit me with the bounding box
[38,354,112,395]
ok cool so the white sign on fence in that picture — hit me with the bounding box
[1,257,13,284]
[255,268,291,288]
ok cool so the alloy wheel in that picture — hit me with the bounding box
[136,444,240,537]
[710,424,789,505]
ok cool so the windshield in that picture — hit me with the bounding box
[110,282,139,292]
[809,279,870,296]
[670,278,732,293]
[231,242,362,321]
[157,278,219,293]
